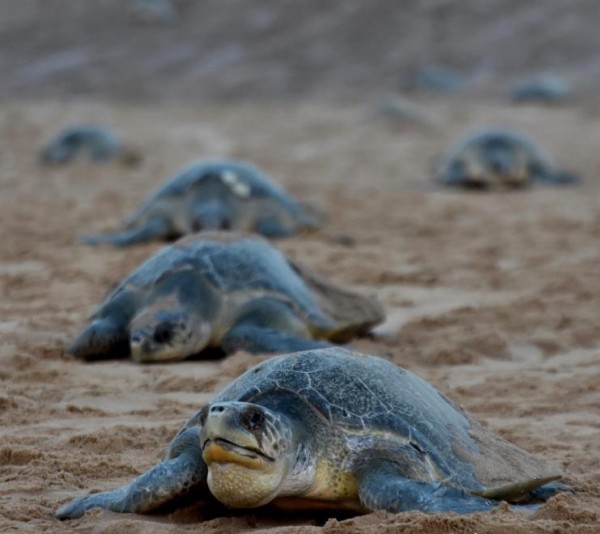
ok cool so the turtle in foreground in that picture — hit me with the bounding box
[40,125,141,166]
[57,347,565,520]
[82,160,321,246]
[68,233,384,362]
[437,129,580,189]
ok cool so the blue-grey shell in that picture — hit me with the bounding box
[102,235,330,327]
[208,347,558,490]
[129,160,307,222]
[40,125,122,163]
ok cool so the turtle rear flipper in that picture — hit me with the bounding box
[289,260,385,342]
[357,464,496,514]
[56,428,207,519]
[81,216,172,247]
[474,475,563,502]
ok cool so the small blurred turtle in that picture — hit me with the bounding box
[129,0,177,24]
[510,75,570,104]
[409,66,465,94]
[437,129,580,190]
[40,125,141,167]
[82,159,322,246]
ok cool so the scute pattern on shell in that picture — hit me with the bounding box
[203,347,559,492]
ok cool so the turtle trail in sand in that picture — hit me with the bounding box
[56,347,565,520]
[437,128,580,189]
[68,233,384,362]
[40,125,141,166]
[82,159,321,246]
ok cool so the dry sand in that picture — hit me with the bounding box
[1,97,599,533]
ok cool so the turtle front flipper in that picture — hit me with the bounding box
[255,214,295,238]
[222,324,331,355]
[357,463,496,514]
[56,428,208,520]
[81,216,172,247]
[68,317,129,360]
[222,297,331,355]
[541,170,581,186]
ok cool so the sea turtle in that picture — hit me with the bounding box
[56,347,564,520]
[40,125,141,166]
[82,159,321,246]
[510,74,570,104]
[437,129,580,189]
[408,66,465,94]
[129,0,177,24]
[68,233,384,362]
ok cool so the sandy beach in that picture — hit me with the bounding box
[1,96,599,532]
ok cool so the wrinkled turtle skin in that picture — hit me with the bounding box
[57,347,565,520]
[438,129,580,189]
[40,125,140,166]
[68,233,384,362]
[82,159,321,246]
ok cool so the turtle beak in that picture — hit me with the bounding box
[201,403,274,468]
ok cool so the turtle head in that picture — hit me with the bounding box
[455,139,529,189]
[129,309,210,363]
[199,401,297,508]
[482,137,530,186]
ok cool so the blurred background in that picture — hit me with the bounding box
[4,0,600,103]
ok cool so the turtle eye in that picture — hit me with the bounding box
[242,407,265,431]
[153,323,173,344]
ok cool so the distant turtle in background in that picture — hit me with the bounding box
[437,129,580,189]
[40,125,141,166]
[82,160,322,246]
[56,347,565,520]
[68,233,384,362]
[129,0,177,24]
[510,75,570,104]
[408,66,465,94]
